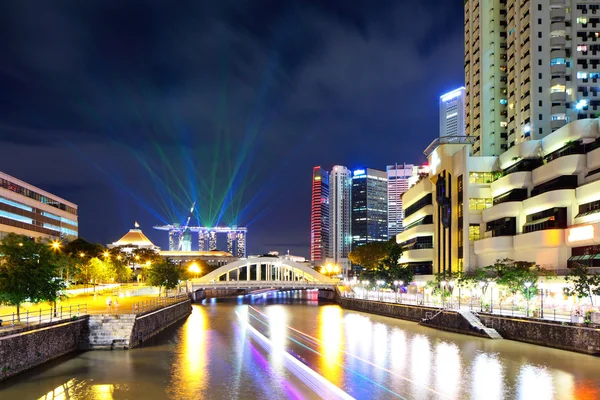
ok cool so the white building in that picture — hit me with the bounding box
[440,87,466,138]
[387,163,414,237]
[329,165,352,276]
[398,119,600,276]
[464,0,600,157]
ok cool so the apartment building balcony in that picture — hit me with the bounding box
[550,64,566,75]
[550,21,565,32]
[549,0,565,5]
[474,235,513,255]
[550,36,565,47]
[513,229,564,251]
[482,201,523,223]
[551,119,567,130]
[550,8,566,20]
[550,91,566,102]
[491,171,532,198]
[403,178,432,209]
[551,105,566,115]
[523,189,576,215]
[588,146,600,171]
[397,223,434,244]
[403,205,433,228]
[575,179,600,207]
[532,154,586,186]
[399,248,434,264]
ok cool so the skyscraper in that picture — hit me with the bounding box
[439,87,466,137]
[465,0,597,156]
[329,165,352,276]
[351,168,388,249]
[387,164,414,238]
[310,166,330,265]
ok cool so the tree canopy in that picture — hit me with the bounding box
[146,258,181,296]
[0,233,65,319]
[564,263,600,306]
[348,242,389,270]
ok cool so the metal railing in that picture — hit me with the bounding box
[131,294,188,314]
[0,304,88,333]
[343,290,596,325]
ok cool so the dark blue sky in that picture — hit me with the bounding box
[0,0,464,256]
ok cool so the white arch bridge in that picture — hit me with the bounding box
[187,257,339,295]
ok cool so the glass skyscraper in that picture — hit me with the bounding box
[351,168,388,249]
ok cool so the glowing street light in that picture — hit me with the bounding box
[79,252,85,258]
[188,262,201,279]
[117,255,122,261]
[51,241,61,251]
[103,251,110,258]
[524,281,533,317]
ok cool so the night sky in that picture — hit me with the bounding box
[0,1,464,257]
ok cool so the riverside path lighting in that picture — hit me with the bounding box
[478,281,485,311]
[440,280,447,308]
[448,280,455,308]
[51,241,61,251]
[524,281,533,317]
[376,280,384,301]
[188,262,201,279]
[362,280,370,299]
[539,281,545,318]
[103,251,110,259]
[489,281,495,313]
[393,280,399,302]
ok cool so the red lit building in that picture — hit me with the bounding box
[310,166,329,265]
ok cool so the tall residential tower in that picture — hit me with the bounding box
[387,164,414,238]
[328,165,352,276]
[440,87,466,137]
[310,166,330,265]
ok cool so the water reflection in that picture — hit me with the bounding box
[410,334,432,398]
[517,365,554,399]
[166,305,207,398]
[434,342,461,399]
[318,305,343,385]
[471,353,504,400]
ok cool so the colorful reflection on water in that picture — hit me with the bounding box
[1,298,599,400]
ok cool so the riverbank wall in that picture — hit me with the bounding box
[0,317,89,381]
[337,297,600,355]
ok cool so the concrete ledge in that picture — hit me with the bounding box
[129,300,191,348]
[0,317,89,381]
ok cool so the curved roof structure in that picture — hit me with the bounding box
[112,228,156,248]
[197,256,336,283]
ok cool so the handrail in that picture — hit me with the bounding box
[131,294,188,315]
[0,304,87,332]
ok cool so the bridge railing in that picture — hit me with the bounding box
[189,281,337,289]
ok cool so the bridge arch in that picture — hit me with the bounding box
[194,257,336,284]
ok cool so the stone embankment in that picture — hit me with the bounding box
[0,299,192,381]
[338,297,600,355]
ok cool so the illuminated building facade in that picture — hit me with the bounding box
[399,119,600,275]
[351,168,388,249]
[155,225,247,257]
[310,166,330,265]
[387,163,414,238]
[440,87,465,138]
[328,165,352,276]
[0,170,78,241]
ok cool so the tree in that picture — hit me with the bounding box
[146,259,181,297]
[564,263,600,306]
[349,242,389,270]
[490,258,554,300]
[107,258,132,283]
[63,237,104,259]
[0,234,65,321]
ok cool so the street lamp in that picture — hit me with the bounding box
[376,280,384,301]
[51,241,61,251]
[489,281,495,313]
[362,280,369,299]
[188,262,201,279]
[103,251,110,259]
[478,281,485,311]
[449,280,455,308]
[539,281,545,318]
[79,252,85,258]
[440,280,447,308]
[524,281,532,317]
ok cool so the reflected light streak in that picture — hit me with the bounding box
[318,305,344,385]
[266,305,288,372]
[92,385,115,400]
[434,342,461,399]
[249,306,450,399]
[410,335,432,398]
[167,306,207,398]
[471,353,504,400]
[517,365,554,400]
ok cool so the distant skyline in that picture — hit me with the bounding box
[0,1,464,257]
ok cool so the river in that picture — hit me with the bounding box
[1,296,599,399]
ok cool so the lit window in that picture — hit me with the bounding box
[550,58,566,66]
[551,84,566,93]
[577,71,588,79]
[500,121,508,127]
[468,198,493,211]
[500,99,508,105]
[577,45,588,52]
[577,17,588,24]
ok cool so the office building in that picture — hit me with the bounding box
[440,87,466,137]
[398,118,600,276]
[464,0,600,157]
[351,168,388,249]
[328,165,352,276]
[310,166,330,265]
[387,163,414,238]
[0,171,78,241]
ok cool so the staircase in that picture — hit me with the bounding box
[88,314,136,350]
[458,310,502,339]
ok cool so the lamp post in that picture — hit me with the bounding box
[398,281,404,303]
[489,281,495,313]
[188,262,201,279]
[448,280,455,309]
[376,280,384,301]
[440,280,447,308]
[393,280,399,302]
[478,281,485,311]
[524,281,532,317]
[362,280,369,299]
[539,281,545,318]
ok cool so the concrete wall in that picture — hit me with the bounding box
[0,317,89,381]
[338,297,436,322]
[478,314,600,355]
[129,300,191,348]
